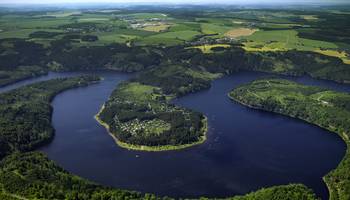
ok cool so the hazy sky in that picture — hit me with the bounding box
[0,0,348,5]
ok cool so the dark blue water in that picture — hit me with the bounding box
[1,71,348,199]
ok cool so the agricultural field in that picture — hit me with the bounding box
[0,8,348,60]
[224,28,258,38]
[242,30,338,52]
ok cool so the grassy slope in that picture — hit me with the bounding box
[140,30,201,45]
[243,30,337,52]
[229,79,350,200]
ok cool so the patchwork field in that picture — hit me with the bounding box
[224,28,258,38]
[242,30,338,52]
[142,24,171,32]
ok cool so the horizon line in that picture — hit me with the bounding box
[1,2,350,6]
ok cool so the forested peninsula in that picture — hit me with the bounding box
[96,45,350,150]
[95,64,217,151]
[0,75,100,159]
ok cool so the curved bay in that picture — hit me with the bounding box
[1,71,348,199]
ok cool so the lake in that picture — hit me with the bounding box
[1,71,348,199]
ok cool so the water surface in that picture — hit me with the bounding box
[0,72,86,93]
[2,71,348,199]
[40,71,348,199]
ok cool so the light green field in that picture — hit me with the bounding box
[189,44,231,53]
[78,18,110,22]
[225,28,258,38]
[230,10,297,24]
[149,30,200,40]
[0,17,72,29]
[301,15,319,20]
[195,17,233,25]
[243,30,338,51]
[315,49,350,64]
[0,29,37,38]
[124,13,168,19]
[119,82,161,102]
[138,37,182,46]
[142,24,171,32]
[200,23,232,35]
[168,23,201,32]
[140,30,201,45]
[95,33,139,44]
[42,11,82,17]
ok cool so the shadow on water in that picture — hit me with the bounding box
[2,71,348,199]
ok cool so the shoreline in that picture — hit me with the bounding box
[94,104,208,152]
[228,92,350,200]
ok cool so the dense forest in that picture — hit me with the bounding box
[0,152,162,200]
[0,75,100,159]
[229,79,350,200]
[0,151,317,200]
[1,36,350,87]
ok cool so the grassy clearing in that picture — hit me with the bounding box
[0,28,64,39]
[43,11,82,17]
[0,17,72,29]
[139,30,201,45]
[232,20,245,24]
[224,28,258,38]
[138,37,182,46]
[95,32,139,44]
[301,15,319,20]
[150,30,200,40]
[200,23,231,35]
[125,13,168,19]
[0,29,37,38]
[243,30,338,52]
[117,82,160,102]
[168,23,201,32]
[142,24,171,32]
[314,49,350,64]
[189,44,231,53]
[78,18,110,22]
